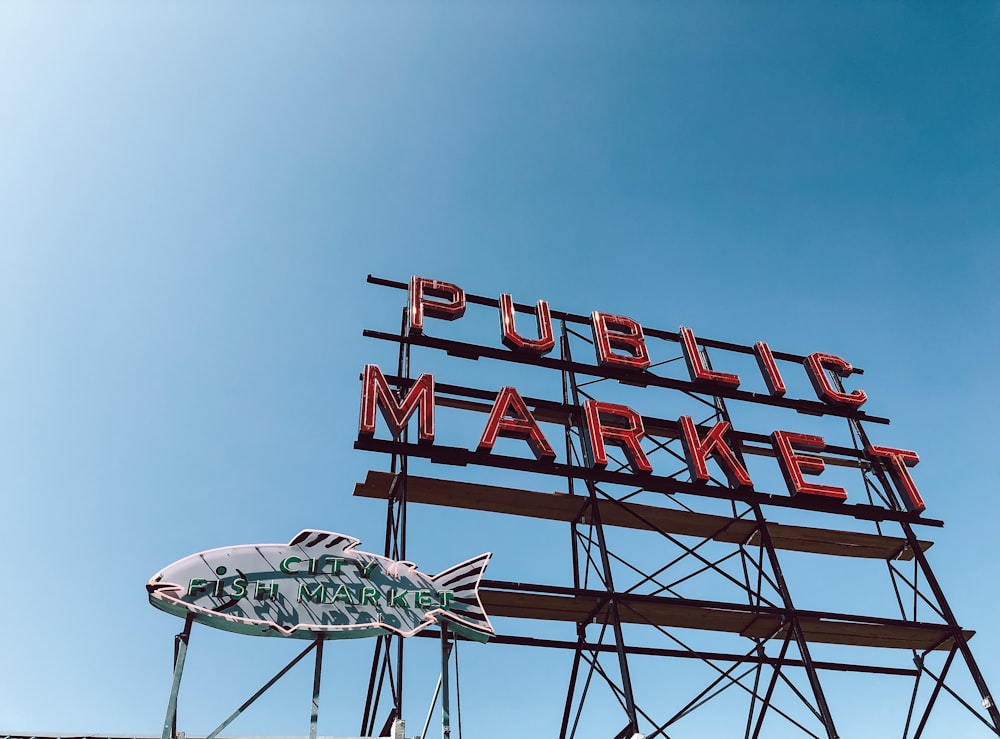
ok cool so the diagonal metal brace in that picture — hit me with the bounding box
[205,638,320,739]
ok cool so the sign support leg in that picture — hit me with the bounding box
[560,325,640,736]
[310,637,324,739]
[205,639,318,739]
[441,624,451,739]
[161,614,193,739]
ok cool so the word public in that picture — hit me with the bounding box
[359,277,925,513]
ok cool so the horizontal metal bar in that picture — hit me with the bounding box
[479,579,959,632]
[366,273,865,373]
[354,437,944,527]
[355,470,932,560]
[378,371,871,465]
[364,329,888,424]
[410,629,915,676]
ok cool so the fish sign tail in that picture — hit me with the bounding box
[431,552,494,643]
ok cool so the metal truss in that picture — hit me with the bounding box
[356,276,1000,738]
[834,374,1000,738]
[360,308,411,739]
[555,321,840,739]
[551,322,1000,738]
[357,306,464,739]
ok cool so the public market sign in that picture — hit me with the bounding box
[357,276,927,517]
[147,529,494,642]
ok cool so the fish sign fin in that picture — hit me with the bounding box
[288,530,362,552]
[431,552,494,643]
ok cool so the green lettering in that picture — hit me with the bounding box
[439,590,455,610]
[310,556,344,576]
[187,578,208,597]
[415,589,433,608]
[331,584,355,605]
[297,583,326,603]
[389,589,410,608]
[360,586,381,606]
[254,581,279,600]
[213,579,225,597]
[231,578,247,599]
[280,556,302,574]
[359,560,379,578]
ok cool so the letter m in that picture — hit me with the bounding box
[359,364,435,443]
[297,583,326,603]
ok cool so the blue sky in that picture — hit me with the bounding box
[1,2,998,737]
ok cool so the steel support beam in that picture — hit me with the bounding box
[356,274,1000,738]
[560,322,639,737]
[161,615,193,739]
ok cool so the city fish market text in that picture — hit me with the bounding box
[147,530,494,642]
[358,277,926,515]
[184,555,456,611]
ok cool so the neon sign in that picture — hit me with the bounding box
[358,276,926,516]
[147,529,494,642]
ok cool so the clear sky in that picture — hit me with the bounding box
[1,2,998,737]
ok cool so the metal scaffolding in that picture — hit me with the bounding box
[355,275,1000,738]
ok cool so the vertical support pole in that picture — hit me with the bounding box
[363,303,412,734]
[901,520,1000,732]
[441,624,451,739]
[161,615,193,739]
[751,507,839,739]
[834,370,1000,735]
[559,325,639,736]
[360,635,384,736]
[310,637,324,739]
[171,625,181,739]
[699,342,839,739]
[396,304,412,726]
[559,320,588,739]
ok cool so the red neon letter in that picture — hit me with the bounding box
[583,400,652,473]
[804,353,867,408]
[678,416,753,489]
[868,445,925,513]
[478,386,556,461]
[591,312,650,370]
[408,276,466,335]
[753,341,786,397]
[771,431,847,501]
[499,294,555,355]
[359,364,435,443]
[679,327,740,388]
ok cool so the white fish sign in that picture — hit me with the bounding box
[147,530,494,642]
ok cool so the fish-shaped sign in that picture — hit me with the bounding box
[147,530,494,642]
